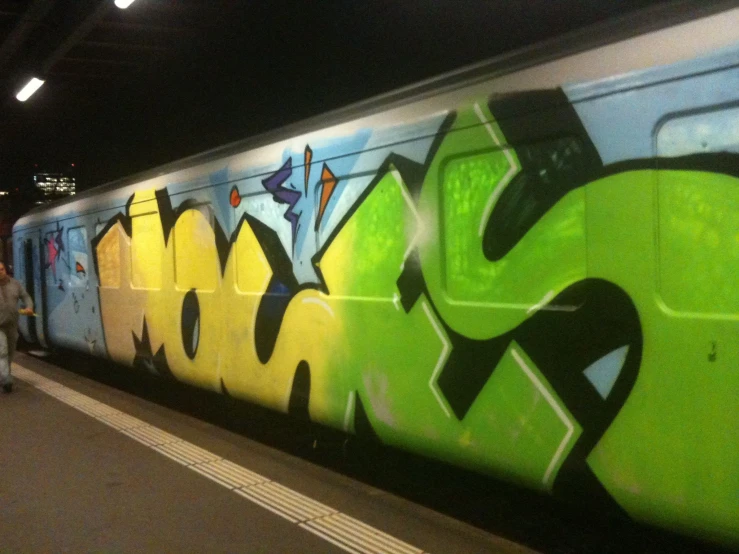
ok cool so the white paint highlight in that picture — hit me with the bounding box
[510,349,575,487]
[391,169,425,269]
[473,103,519,237]
[13,364,426,554]
[301,296,335,318]
[421,301,452,418]
[526,290,556,314]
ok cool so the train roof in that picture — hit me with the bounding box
[15,0,739,228]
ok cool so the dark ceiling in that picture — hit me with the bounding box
[0,0,700,192]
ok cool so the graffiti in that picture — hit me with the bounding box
[261,145,340,253]
[89,76,739,541]
[84,328,97,354]
[316,164,338,230]
[481,90,602,261]
[132,317,171,377]
[14,39,739,546]
[229,185,241,208]
[262,158,302,248]
[36,221,106,356]
[89,92,650,512]
[181,289,200,360]
[44,227,64,279]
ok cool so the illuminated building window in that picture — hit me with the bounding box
[33,169,77,201]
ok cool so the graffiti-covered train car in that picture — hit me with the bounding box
[13,3,739,547]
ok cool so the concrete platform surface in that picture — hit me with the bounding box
[0,352,535,554]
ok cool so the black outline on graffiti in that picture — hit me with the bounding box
[86,87,739,514]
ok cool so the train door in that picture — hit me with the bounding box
[20,238,38,343]
[23,233,49,348]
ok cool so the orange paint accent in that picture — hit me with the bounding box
[317,164,337,227]
[230,186,241,207]
[75,261,85,274]
[304,145,313,194]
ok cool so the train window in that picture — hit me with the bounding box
[96,222,121,289]
[44,230,60,286]
[304,170,414,300]
[656,107,739,315]
[440,145,587,307]
[234,216,270,295]
[173,204,217,292]
[657,106,739,157]
[67,227,88,287]
[130,212,162,290]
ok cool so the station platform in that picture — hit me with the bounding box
[0,351,533,554]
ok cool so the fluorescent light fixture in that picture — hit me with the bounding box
[15,77,45,102]
[114,0,137,8]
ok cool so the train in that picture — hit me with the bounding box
[12,2,739,547]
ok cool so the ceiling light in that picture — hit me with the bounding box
[114,0,137,9]
[15,77,45,102]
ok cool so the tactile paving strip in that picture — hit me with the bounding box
[13,364,426,554]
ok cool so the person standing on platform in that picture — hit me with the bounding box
[0,262,33,393]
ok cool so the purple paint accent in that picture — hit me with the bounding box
[262,158,302,249]
[262,158,293,193]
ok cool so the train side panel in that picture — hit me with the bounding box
[12,27,739,547]
[570,50,739,544]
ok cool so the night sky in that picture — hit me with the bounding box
[1,0,676,193]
